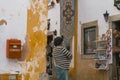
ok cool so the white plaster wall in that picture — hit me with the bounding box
[48,1,60,36]
[78,0,120,54]
[0,0,29,73]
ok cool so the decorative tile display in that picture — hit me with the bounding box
[60,0,75,46]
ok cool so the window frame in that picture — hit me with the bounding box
[81,20,98,59]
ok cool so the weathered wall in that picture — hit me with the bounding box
[24,0,47,80]
[76,0,120,80]
[0,0,47,79]
[0,0,29,73]
[75,51,110,80]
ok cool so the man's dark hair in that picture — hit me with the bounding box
[54,37,63,46]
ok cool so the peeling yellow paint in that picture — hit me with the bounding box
[68,0,78,80]
[22,0,47,80]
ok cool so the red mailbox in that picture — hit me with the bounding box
[6,39,21,58]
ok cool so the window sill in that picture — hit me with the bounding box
[81,54,96,59]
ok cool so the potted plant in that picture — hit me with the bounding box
[51,1,55,7]
[56,0,59,3]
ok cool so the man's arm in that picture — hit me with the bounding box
[61,47,72,59]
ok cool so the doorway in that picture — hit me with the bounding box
[112,20,120,80]
[116,53,120,80]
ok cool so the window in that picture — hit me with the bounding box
[81,20,98,58]
[84,26,96,54]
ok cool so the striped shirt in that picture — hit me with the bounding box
[53,46,72,70]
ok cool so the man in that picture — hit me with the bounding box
[53,36,72,80]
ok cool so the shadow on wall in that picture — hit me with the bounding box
[19,35,30,61]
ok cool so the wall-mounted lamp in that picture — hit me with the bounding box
[103,10,109,22]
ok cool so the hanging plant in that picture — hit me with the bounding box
[56,0,59,3]
[51,1,55,7]
[113,29,120,38]
[0,19,7,25]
